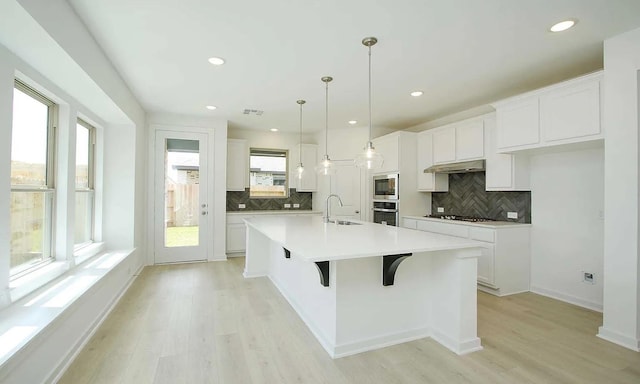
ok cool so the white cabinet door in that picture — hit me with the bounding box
[297,144,317,192]
[416,131,448,192]
[540,80,600,142]
[227,139,247,191]
[485,116,517,190]
[477,244,496,286]
[226,224,246,253]
[496,98,540,150]
[432,128,456,164]
[372,134,399,173]
[455,120,484,160]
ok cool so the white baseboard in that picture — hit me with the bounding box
[597,326,640,352]
[430,328,483,355]
[530,285,603,312]
[333,327,432,358]
[48,264,142,383]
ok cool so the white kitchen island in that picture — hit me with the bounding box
[243,215,485,358]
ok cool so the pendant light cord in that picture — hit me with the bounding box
[368,44,372,143]
[325,80,329,157]
[299,102,303,164]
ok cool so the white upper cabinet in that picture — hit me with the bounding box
[372,134,399,173]
[431,117,484,164]
[484,115,530,191]
[496,98,540,149]
[227,139,248,191]
[432,128,456,164]
[455,120,485,160]
[540,79,600,142]
[416,130,448,192]
[493,71,602,152]
[296,143,317,192]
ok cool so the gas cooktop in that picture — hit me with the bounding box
[425,215,496,222]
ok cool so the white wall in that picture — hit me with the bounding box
[599,27,640,351]
[529,147,605,311]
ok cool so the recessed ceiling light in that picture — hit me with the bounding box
[348,120,357,125]
[550,19,576,32]
[206,105,217,110]
[208,57,225,65]
[270,128,279,132]
[410,91,424,97]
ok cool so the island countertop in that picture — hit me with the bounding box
[244,215,484,262]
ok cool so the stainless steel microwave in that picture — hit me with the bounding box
[373,174,399,200]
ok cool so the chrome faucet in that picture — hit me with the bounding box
[324,194,344,223]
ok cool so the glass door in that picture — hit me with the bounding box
[154,130,209,263]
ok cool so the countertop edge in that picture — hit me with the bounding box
[402,215,532,228]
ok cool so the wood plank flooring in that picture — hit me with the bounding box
[58,257,640,384]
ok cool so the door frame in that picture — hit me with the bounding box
[149,125,217,264]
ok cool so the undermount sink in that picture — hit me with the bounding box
[329,220,362,226]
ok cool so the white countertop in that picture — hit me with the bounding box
[403,215,531,229]
[244,215,484,262]
[227,210,321,215]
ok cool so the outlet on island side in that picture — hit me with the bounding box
[583,271,595,284]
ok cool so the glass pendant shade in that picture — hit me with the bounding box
[296,163,305,179]
[354,141,384,170]
[355,36,384,170]
[315,154,337,176]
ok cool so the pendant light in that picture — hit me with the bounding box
[296,99,306,179]
[354,37,384,170]
[315,76,337,176]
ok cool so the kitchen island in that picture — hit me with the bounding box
[243,215,484,358]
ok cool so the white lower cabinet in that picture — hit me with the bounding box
[402,217,530,296]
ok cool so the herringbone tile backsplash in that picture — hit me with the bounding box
[431,172,531,223]
[227,188,312,211]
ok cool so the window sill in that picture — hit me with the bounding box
[74,242,105,265]
[0,249,135,368]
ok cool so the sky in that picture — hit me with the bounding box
[11,88,89,166]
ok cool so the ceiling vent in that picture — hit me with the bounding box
[243,109,264,116]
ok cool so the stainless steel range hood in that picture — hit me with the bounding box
[423,159,485,174]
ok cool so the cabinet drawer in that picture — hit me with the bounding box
[416,220,469,238]
[227,215,252,225]
[402,218,418,229]
[469,227,495,243]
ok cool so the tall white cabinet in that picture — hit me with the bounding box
[227,139,248,191]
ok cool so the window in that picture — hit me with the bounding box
[249,148,288,198]
[10,81,56,276]
[75,119,95,249]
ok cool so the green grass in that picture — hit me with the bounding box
[166,226,199,247]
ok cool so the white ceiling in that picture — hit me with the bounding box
[68,0,640,133]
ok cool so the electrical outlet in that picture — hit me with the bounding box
[238,203,246,209]
[293,203,300,208]
[507,211,518,219]
[437,207,444,213]
[284,203,291,208]
[583,272,595,284]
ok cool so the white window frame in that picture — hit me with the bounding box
[74,118,96,251]
[9,80,57,279]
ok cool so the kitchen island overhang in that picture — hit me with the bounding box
[243,215,484,358]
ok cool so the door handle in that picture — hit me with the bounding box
[202,211,208,215]
[355,210,360,214]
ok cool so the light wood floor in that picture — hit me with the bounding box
[59,257,640,384]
